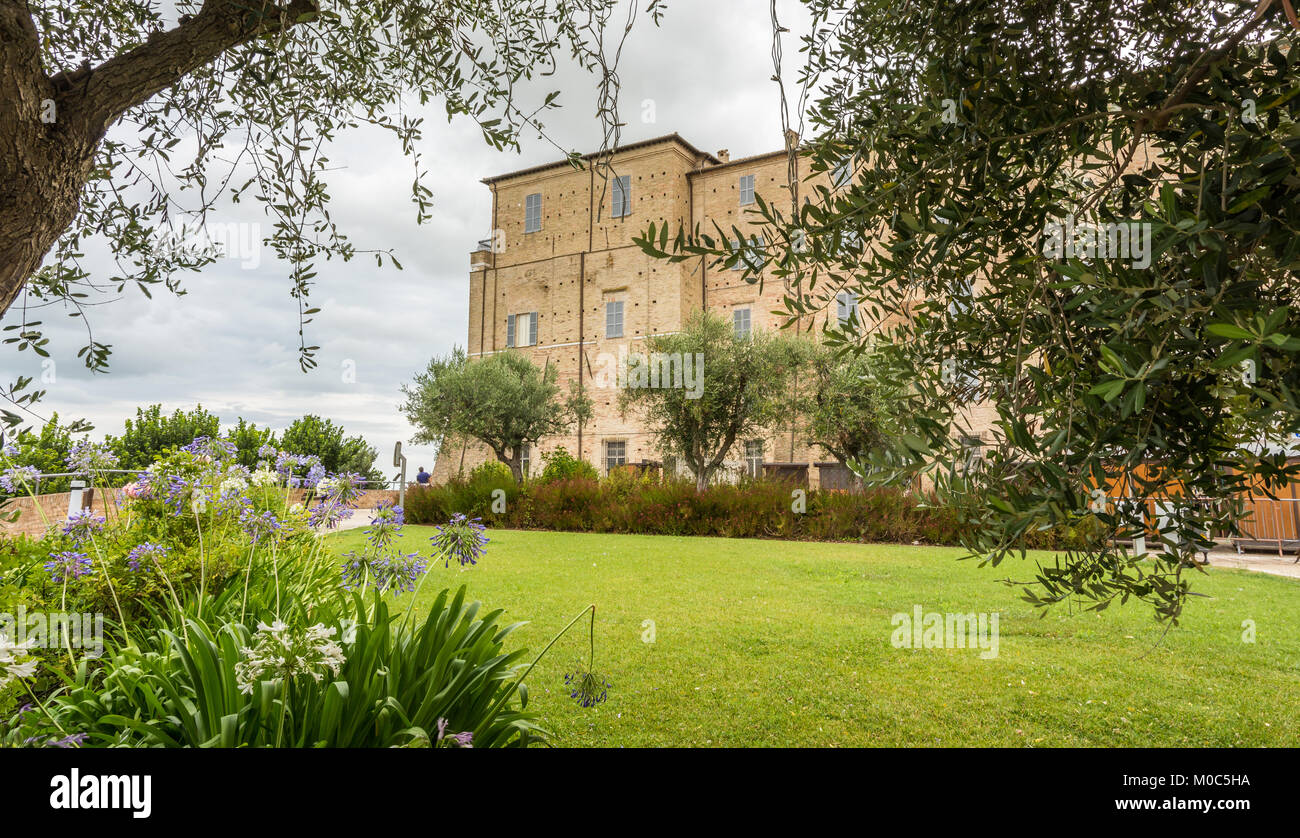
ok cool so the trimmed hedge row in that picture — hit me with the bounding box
[403,475,1095,550]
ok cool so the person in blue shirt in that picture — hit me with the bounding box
[415,467,431,485]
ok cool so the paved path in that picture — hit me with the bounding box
[329,508,379,533]
[1203,548,1300,580]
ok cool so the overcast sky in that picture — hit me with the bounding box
[2,1,814,480]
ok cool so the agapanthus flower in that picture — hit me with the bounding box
[125,542,168,572]
[218,475,249,497]
[0,465,41,493]
[239,505,284,544]
[162,474,192,516]
[276,452,322,485]
[234,621,345,694]
[308,498,353,530]
[250,468,279,488]
[0,631,38,689]
[563,669,611,708]
[44,551,92,583]
[257,443,279,459]
[364,502,405,549]
[67,440,119,474]
[431,514,489,567]
[304,462,326,489]
[45,732,88,748]
[181,436,237,461]
[318,472,366,505]
[1,442,18,458]
[339,550,428,595]
[59,509,106,544]
[435,718,474,749]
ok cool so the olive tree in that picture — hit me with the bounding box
[639,0,1300,622]
[0,0,662,429]
[400,349,592,485]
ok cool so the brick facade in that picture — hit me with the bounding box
[433,133,993,486]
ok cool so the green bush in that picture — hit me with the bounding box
[536,446,599,485]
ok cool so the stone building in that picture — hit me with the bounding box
[431,133,993,485]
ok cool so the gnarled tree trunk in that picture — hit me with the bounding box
[0,0,318,317]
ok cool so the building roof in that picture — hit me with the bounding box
[480,133,724,185]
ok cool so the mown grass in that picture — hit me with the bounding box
[328,527,1300,747]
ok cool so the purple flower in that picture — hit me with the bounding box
[125,542,168,571]
[431,514,489,567]
[45,551,92,583]
[309,498,353,530]
[2,442,18,458]
[564,669,610,708]
[0,465,41,493]
[340,550,427,595]
[67,440,119,474]
[60,509,106,544]
[182,436,237,461]
[364,502,405,549]
[435,718,474,749]
[239,505,284,544]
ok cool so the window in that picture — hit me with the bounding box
[604,440,627,475]
[605,300,624,339]
[524,193,542,233]
[507,312,538,347]
[733,307,752,339]
[739,174,755,205]
[744,440,764,478]
[611,175,631,218]
[731,235,765,272]
[959,435,983,474]
[836,291,858,327]
[520,443,531,477]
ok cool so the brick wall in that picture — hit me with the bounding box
[434,134,998,488]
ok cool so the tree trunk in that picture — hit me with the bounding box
[0,1,319,317]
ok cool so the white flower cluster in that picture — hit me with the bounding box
[234,621,345,695]
[218,476,249,496]
[250,468,279,488]
[0,631,38,689]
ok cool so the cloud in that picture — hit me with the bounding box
[1,1,812,478]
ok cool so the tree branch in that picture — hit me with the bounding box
[67,0,319,139]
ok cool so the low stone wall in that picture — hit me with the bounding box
[1,488,401,540]
[1,490,115,538]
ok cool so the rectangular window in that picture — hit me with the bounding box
[744,439,764,479]
[611,175,631,218]
[733,307,752,339]
[959,435,983,474]
[520,443,531,477]
[605,300,624,339]
[508,312,538,347]
[739,174,755,206]
[731,235,765,272]
[524,193,542,233]
[836,291,858,327]
[604,440,627,475]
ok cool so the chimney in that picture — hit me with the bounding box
[717,149,730,163]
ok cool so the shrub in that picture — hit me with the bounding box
[536,447,599,485]
[0,438,602,748]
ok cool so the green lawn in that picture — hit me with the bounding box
[329,528,1300,747]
